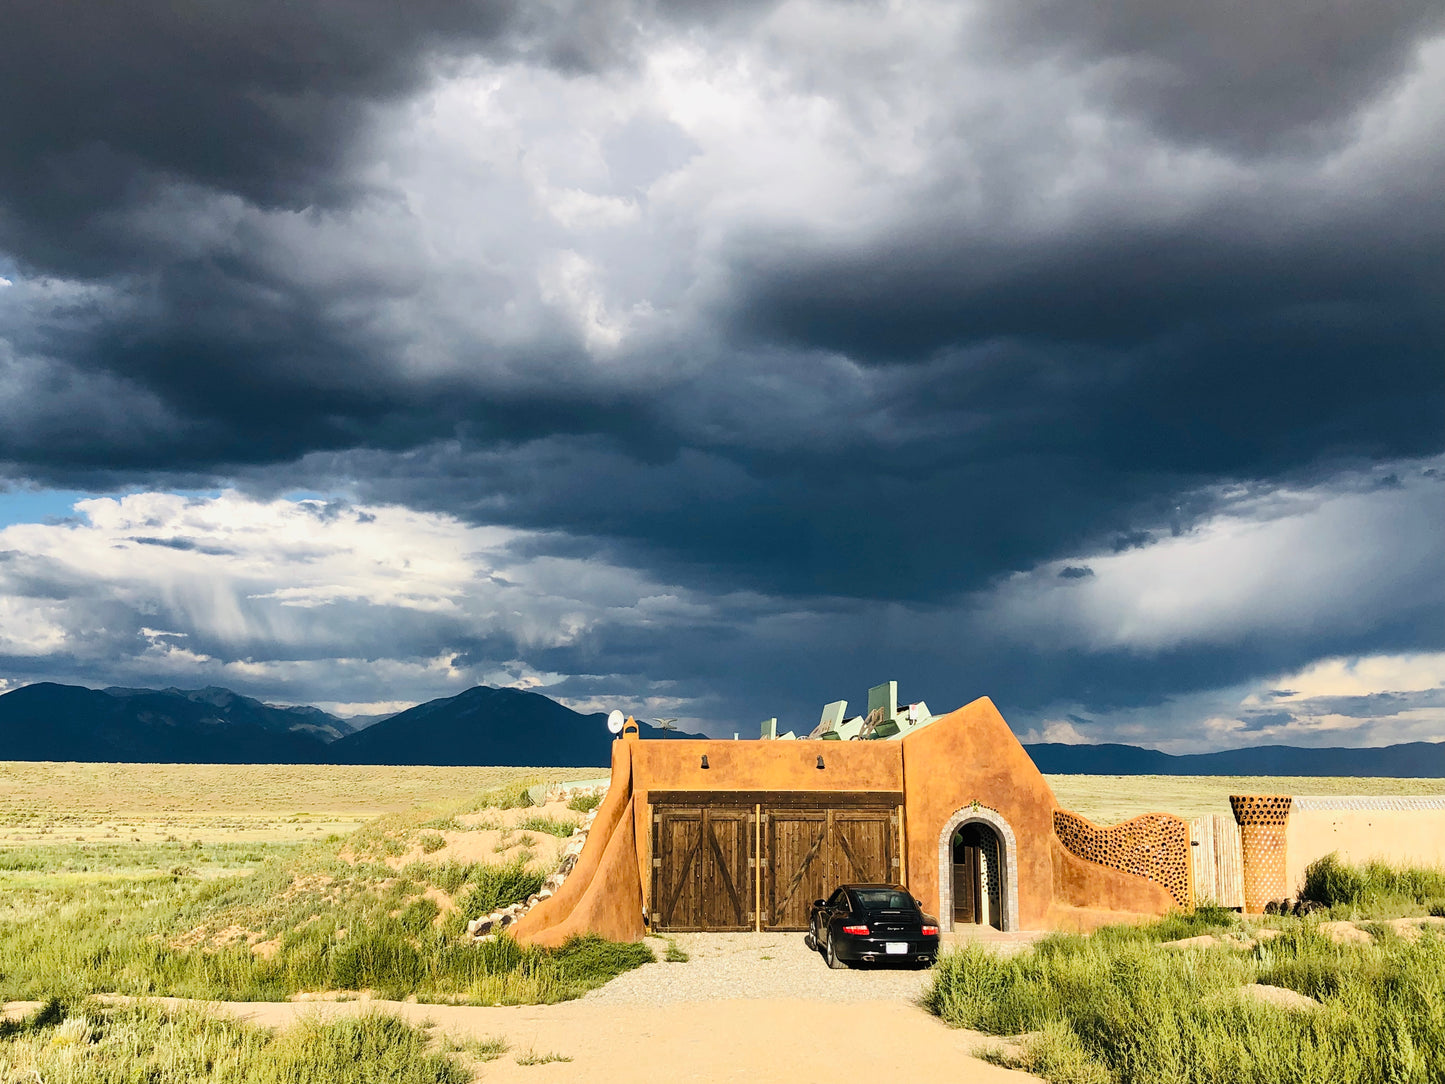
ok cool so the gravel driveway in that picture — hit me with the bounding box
[585,929,1040,1004]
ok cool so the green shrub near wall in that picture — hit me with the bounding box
[1301,853,1445,916]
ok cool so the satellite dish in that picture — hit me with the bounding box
[607,710,625,734]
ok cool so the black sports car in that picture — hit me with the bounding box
[807,884,940,969]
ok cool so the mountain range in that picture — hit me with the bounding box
[0,682,699,766]
[0,681,1441,775]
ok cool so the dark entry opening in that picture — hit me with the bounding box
[952,822,1003,929]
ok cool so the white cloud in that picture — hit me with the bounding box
[1247,652,1445,702]
[0,490,728,711]
[981,458,1444,653]
[1021,719,1089,744]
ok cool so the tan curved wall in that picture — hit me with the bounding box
[1285,805,1445,895]
[512,738,642,946]
[1049,836,1176,916]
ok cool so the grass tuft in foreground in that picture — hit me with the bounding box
[0,999,470,1084]
[926,914,1445,1084]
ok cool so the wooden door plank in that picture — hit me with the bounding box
[703,810,749,930]
[655,812,704,930]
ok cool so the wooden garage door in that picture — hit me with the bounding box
[651,807,753,931]
[765,808,897,930]
[764,811,828,930]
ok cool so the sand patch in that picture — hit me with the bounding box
[1161,934,1226,950]
[1241,984,1318,1012]
[1319,921,1374,945]
[250,938,282,960]
[1383,916,1445,942]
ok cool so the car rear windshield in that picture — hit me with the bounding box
[853,889,915,910]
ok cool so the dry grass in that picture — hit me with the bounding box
[0,762,602,846]
[1045,775,1445,823]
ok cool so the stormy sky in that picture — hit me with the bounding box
[1,0,1441,751]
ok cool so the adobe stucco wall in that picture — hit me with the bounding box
[900,697,1062,929]
[512,738,646,947]
[515,700,1182,944]
[1284,797,1445,895]
[899,697,1176,929]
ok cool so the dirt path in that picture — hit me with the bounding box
[5,931,1044,1082]
[150,996,1035,1083]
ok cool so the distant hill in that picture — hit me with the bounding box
[1024,740,1445,777]
[0,682,700,766]
[0,683,339,763]
[328,685,703,767]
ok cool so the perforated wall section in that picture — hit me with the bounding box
[1052,810,1191,907]
[1230,795,1292,914]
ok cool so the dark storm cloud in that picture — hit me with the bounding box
[987,0,1445,152]
[0,1,531,273]
[0,0,1441,741]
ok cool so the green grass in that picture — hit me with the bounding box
[0,830,641,1007]
[517,814,579,838]
[439,1033,509,1062]
[516,1049,573,1065]
[566,792,603,814]
[0,999,471,1084]
[925,913,1445,1084]
[473,780,539,810]
[663,937,689,963]
[0,848,642,1003]
[1300,854,1445,918]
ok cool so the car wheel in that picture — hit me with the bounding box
[803,931,816,952]
[825,934,848,970]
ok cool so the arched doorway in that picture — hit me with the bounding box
[937,806,1020,932]
[951,822,1002,928]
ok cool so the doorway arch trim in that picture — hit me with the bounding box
[938,806,1019,932]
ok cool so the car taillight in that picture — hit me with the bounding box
[922,925,939,936]
[842,924,870,936]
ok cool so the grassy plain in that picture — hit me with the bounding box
[1044,774,1445,823]
[0,762,644,1009]
[0,761,604,846]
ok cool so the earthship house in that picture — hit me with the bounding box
[513,687,1194,944]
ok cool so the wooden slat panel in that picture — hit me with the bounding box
[701,809,752,931]
[651,809,704,931]
[1189,815,1216,904]
[765,812,828,930]
[1213,813,1244,910]
[1189,813,1244,910]
[831,811,894,886]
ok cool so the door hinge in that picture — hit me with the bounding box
[891,857,900,866]
[652,857,661,868]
